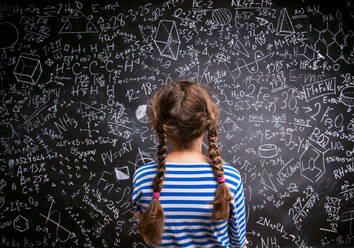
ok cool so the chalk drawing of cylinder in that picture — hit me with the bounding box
[258,144,278,158]
[14,55,42,85]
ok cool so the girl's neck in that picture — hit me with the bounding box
[165,135,210,163]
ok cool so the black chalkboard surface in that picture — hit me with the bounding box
[0,0,353,247]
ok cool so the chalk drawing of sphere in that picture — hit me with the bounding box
[212,8,232,25]
[0,22,19,49]
[135,104,151,123]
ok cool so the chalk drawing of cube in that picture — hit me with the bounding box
[154,20,180,60]
[14,55,42,85]
[299,144,325,183]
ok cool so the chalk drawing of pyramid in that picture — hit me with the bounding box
[276,8,294,36]
[59,10,98,34]
[115,166,130,181]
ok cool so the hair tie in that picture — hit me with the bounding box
[217,176,225,184]
[152,192,160,198]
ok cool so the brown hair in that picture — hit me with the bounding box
[137,81,232,246]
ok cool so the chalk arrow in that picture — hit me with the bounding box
[302,106,312,113]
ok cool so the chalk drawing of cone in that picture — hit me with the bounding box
[340,86,354,112]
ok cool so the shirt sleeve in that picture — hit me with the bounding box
[132,169,143,216]
[228,177,247,248]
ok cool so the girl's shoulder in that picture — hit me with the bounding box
[133,162,158,179]
[222,162,242,179]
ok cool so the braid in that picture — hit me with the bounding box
[207,122,223,176]
[153,129,168,192]
[207,122,232,221]
[138,126,167,246]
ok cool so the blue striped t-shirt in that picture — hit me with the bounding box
[132,161,246,247]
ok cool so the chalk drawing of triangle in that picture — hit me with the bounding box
[161,43,177,60]
[256,17,269,26]
[80,102,106,119]
[276,8,295,36]
[59,10,98,34]
[1,49,7,59]
[223,116,242,132]
[260,169,277,192]
[13,105,20,112]
[235,40,250,57]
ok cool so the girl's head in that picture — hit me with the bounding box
[151,80,219,143]
[138,81,232,246]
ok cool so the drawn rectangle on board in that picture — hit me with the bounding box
[114,166,130,180]
[303,77,336,102]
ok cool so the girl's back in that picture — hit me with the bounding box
[133,161,246,247]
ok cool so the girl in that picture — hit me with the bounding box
[133,81,247,247]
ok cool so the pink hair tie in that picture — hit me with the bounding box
[152,192,160,198]
[217,176,225,184]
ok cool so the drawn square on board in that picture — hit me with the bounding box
[114,166,130,180]
[154,20,180,60]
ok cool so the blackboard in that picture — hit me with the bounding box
[0,0,353,247]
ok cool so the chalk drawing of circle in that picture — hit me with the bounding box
[212,8,232,25]
[258,144,278,158]
[340,86,354,112]
[8,159,14,168]
[135,104,151,123]
[0,22,19,49]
